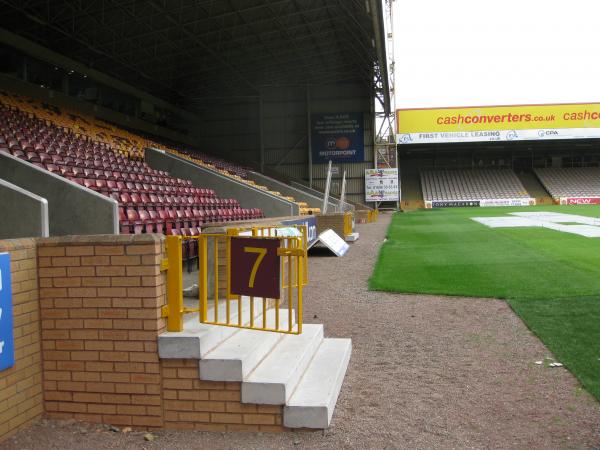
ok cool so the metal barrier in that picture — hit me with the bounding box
[162,225,307,334]
[368,210,379,223]
[343,212,354,237]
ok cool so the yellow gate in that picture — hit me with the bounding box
[162,225,307,334]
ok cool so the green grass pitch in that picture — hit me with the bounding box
[369,205,600,401]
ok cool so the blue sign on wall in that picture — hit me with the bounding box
[0,253,14,372]
[281,216,318,248]
[311,113,364,163]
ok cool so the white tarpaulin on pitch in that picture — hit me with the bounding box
[472,212,600,238]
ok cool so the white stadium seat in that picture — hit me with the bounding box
[420,169,530,202]
[534,167,600,199]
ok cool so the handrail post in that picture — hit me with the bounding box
[297,238,303,334]
[199,235,208,323]
[166,235,183,332]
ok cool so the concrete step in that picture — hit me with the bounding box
[158,297,252,359]
[345,232,359,242]
[283,338,352,429]
[158,297,296,359]
[199,309,296,382]
[241,324,324,405]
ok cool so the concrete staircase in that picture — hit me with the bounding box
[400,163,425,210]
[517,171,553,205]
[157,297,351,429]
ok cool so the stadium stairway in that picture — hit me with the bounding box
[158,297,351,429]
[516,171,553,205]
[399,163,425,210]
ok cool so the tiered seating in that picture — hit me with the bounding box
[1,90,318,217]
[170,149,320,215]
[158,145,250,180]
[0,91,263,237]
[421,169,530,201]
[534,167,600,199]
[0,92,150,160]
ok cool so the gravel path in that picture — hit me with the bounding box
[2,212,599,449]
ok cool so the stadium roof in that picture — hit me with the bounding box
[0,0,390,113]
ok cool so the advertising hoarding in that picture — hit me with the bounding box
[0,253,14,371]
[311,113,364,163]
[281,216,318,248]
[397,103,600,144]
[560,197,600,205]
[365,168,399,202]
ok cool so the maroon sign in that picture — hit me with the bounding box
[230,237,280,299]
[566,197,600,205]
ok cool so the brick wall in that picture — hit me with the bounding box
[316,213,347,237]
[355,210,370,224]
[0,233,292,439]
[161,359,285,432]
[0,238,43,440]
[37,234,166,428]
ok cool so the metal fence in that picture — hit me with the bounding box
[162,225,307,335]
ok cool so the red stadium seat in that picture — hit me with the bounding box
[126,208,144,234]
[0,94,264,240]
[138,209,155,234]
[148,210,164,234]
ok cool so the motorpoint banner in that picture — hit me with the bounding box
[396,103,600,144]
[311,113,364,163]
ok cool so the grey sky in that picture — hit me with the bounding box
[393,0,599,108]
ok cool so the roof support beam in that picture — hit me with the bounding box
[147,0,259,94]
[369,0,391,115]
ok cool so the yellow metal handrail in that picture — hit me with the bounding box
[343,212,353,236]
[162,228,306,334]
[368,209,379,223]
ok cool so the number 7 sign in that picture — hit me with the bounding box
[230,237,280,299]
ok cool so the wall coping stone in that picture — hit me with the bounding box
[0,237,38,250]
[37,234,164,246]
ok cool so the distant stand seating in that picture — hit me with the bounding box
[420,169,530,201]
[535,167,600,199]
[152,145,250,180]
[168,149,320,215]
[0,92,263,237]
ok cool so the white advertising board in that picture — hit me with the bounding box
[397,128,600,145]
[316,229,349,257]
[365,169,399,202]
[424,198,536,208]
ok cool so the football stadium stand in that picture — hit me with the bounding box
[534,167,600,200]
[0,96,260,232]
[420,169,531,202]
[0,90,324,236]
